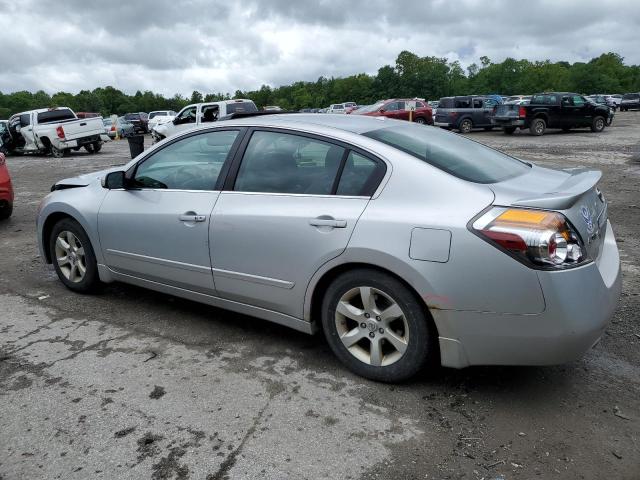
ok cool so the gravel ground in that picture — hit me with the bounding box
[0,114,639,480]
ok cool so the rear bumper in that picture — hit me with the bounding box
[436,221,621,368]
[492,118,525,126]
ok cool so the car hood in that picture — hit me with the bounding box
[54,166,123,188]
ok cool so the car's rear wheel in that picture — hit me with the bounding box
[321,269,435,382]
[529,118,546,136]
[503,126,516,134]
[49,218,101,293]
[591,116,606,132]
[84,143,95,153]
[414,117,426,124]
[458,118,473,134]
[50,146,67,158]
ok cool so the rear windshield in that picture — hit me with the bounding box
[37,109,76,123]
[437,98,454,108]
[363,124,530,184]
[623,93,639,100]
[226,102,258,114]
[124,113,141,120]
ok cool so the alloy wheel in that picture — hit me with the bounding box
[54,231,87,283]
[334,286,409,367]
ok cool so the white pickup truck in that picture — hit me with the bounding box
[151,99,258,141]
[5,107,110,157]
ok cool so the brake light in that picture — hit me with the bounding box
[518,106,526,118]
[0,153,5,166]
[472,207,587,269]
[111,125,116,131]
[56,126,65,139]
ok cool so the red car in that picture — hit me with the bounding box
[0,152,14,219]
[352,98,433,124]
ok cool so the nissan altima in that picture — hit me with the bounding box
[36,114,621,382]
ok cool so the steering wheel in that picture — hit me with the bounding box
[169,166,202,190]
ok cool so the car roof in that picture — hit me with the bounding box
[215,113,396,135]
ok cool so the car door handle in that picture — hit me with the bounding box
[179,213,206,222]
[309,218,347,228]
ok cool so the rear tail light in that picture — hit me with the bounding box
[472,207,588,269]
[111,125,116,131]
[0,153,5,166]
[518,106,526,118]
[56,126,65,139]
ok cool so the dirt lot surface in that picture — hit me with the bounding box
[1,115,639,480]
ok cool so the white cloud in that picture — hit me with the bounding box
[1,0,639,95]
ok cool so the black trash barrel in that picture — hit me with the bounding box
[127,135,145,158]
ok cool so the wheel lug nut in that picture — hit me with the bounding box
[368,332,375,338]
[360,322,366,328]
[364,313,370,318]
[379,328,384,334]
[376,316,381,321]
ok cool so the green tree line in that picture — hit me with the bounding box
[1,51,639,118]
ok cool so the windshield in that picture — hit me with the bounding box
[355,101,385,114]
[363,124,530,183]
[226,102,258,114]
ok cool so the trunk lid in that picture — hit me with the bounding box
[490,165,608,260]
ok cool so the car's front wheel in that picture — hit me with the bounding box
[49,218,101,293]
[321,269,436,382]
[591,116,606,132]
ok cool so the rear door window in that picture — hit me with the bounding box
[19,114,31,126]
[472,98,483,108]
[234,131,345,195]
[454,97,471,108]
[438,98,454,108]
[336,152,380,196]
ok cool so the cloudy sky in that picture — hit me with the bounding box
[2,0,639,96]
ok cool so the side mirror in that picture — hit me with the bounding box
[102,171,126,189]
[379,109,385,113]
[173,118,180,125]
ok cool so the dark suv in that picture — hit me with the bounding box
[434,96,501,133]
[123,112,149,133]
[620,93,640,111]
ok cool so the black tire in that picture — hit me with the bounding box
[529,117,546,136]
[414,117,426,124]
[591,116,606,132]
[50,145,67,158]
[321,269,436,382]
[49,218,101,293]
[458,118,473,134]
[84,143,95,153]
[503,126,516,135]
[93,142,102,152]
[0,202,12,220]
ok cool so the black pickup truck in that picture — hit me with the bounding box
[491,92,612,136]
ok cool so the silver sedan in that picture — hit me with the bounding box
[36,114,621,382]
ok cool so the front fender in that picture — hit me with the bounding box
[37,181,108,265]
